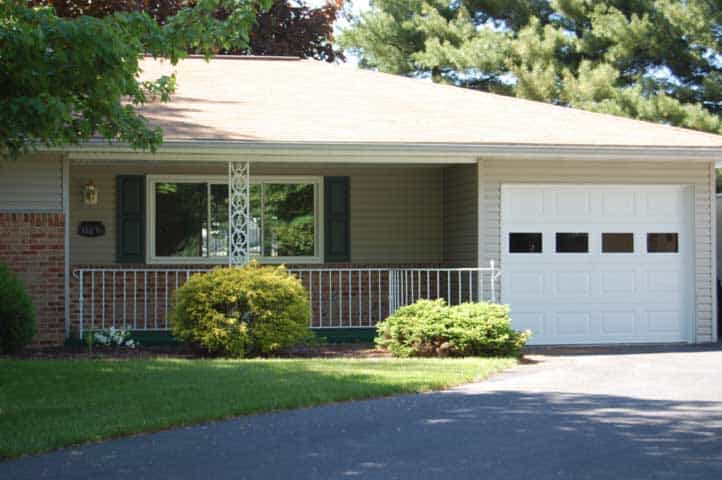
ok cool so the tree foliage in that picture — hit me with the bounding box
[1,0,270,159]
[33,0,344,61]
[247,0,343,61]
[340,0,722,133]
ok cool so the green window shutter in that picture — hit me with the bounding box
[324,176,350,263]
[116,175,145,263]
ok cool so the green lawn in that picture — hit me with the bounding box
[0,357,516,459]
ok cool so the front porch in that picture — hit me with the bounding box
[67,158,488,338]
[71,263,500,338]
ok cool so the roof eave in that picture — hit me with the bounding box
[57,140,722,164]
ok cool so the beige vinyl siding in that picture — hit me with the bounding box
[443,165,478,266]
[70,162,444,265]
[478,158,715,343]
[0,155,63,212]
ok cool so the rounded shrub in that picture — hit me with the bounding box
[170,263,312,357]
[375,299,530,357]
[0,263,36,353]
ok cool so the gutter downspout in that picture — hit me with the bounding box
[62,156,71,339]
[711,161,718,343]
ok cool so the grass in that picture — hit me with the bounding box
[0,356,516,459]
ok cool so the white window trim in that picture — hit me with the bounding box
[146,174,324,265]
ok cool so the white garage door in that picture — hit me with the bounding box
[501,185,693,345]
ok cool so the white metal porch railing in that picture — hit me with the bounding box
[287,268,392,329]
[72,262,500,338]
[388,266,499,312]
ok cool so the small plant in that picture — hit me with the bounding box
[92,327,136,349]
[84,331,94,354]
[171,262,312,357]
[0,263,36,353]
[376,299,530,357]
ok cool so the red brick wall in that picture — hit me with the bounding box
[0,213,65,346]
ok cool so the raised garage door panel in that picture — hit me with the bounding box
[501,185,693,345]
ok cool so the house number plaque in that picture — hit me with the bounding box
[77,221,106,238]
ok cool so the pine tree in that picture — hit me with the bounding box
[340,0,722,133]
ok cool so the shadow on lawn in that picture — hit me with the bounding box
[0,357,511,460]
[2,380,722,479]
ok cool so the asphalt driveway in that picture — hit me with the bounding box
[3,345,722,479]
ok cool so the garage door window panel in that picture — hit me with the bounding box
[555,233,589,253]
[602,233,634,253]
[509,233,542,253]
[647,233,678,253]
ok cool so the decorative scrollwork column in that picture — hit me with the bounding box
[228,161,250,266]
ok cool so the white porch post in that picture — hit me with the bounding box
[228,161,250,266]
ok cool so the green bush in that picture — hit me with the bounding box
[170,263,312,357]
[0,263,36,353]
[375,299,530,357]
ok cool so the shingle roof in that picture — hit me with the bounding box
[137,56,722,148]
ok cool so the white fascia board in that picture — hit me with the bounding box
[58,140,722,164]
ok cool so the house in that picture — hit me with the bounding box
[2,55,722,347]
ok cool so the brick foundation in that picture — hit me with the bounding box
[0,213,65,346]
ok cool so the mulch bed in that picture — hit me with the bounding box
[280,343,391,359]
[2,344,195,360]
[2,343,391,360]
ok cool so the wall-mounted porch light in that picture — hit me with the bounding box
[82,180,98,207]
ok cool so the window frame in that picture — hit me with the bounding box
[146,174,324,264]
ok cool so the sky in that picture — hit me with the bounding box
[346,0,371,18]
[306,0,370,32]
[335,0,370,65]
[307,0,370,16]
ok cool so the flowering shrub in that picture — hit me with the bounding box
[92,327,136,348]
